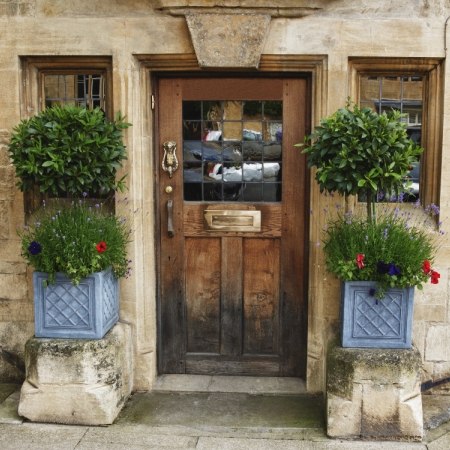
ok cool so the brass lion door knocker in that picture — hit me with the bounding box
[162,141,178,178]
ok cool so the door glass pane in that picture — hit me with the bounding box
[183,100,282,202]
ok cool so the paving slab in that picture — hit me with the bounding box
[0,388,22,424]
[423,394,450,429]
[0,423,88,450]
[427,431,450,450]
[81,426,199,449]
[195,436,426,449]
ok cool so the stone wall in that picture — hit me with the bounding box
[0,129,30,382]
[0,0,449,393]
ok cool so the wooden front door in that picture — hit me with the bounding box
[157,77,309,377]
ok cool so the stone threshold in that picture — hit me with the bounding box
[152,374,307,395]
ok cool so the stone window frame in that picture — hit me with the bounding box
[349,57,444,208]
[19,56,113,215]
[20,56,113,118]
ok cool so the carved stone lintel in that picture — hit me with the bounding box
[154,1,327,18]
[186,13,271,68]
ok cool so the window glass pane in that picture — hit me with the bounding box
[223,121,242,141]
[243,142,263,161]
[183,101,201,120]
[43,74,105,110]
[243,121,262,141]
[359,75,423,202]
[183,99,283,202]
[263,101,282,120]
[243,101,262,120]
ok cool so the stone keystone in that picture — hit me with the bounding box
[186,13,271,68]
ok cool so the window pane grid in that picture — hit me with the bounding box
[44,74,105,110]
[183,100,282,202]
[360,75,423,202]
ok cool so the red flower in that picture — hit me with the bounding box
[356,253,365,269]
[96,241,107,253]
[430,270,440,284]
[422,260,431,274]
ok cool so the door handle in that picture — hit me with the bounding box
[167,200,174,238]
[162,141,178,178]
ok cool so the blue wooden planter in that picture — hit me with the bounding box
[33,268,119,339]
[341,281,414,349]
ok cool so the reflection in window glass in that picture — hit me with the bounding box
[183,100,283,202]
[360,75,422,202]
[44,74,105,110]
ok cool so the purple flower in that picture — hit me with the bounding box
[425,203,440,216]
[387,263,401,276]
[377,261,401,276]
[28,241,42,255]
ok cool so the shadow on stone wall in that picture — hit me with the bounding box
[0,348,25,383]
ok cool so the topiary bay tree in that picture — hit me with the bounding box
[8,105,131,198]
[300,102,423,221]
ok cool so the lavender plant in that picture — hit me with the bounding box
[19,199,131,284]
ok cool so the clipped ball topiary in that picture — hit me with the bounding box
[8,105,131,197]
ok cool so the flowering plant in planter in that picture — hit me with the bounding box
[323,203,441,298]
[19,199,131,285]
[301,102,441,298]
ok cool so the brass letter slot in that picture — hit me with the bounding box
[204,210,261,232]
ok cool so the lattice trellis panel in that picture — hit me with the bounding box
[33,268,119,339]
[341,281,414,349]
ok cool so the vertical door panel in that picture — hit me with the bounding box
[220,237,243,356]
[185,238,221,353]
[243,238,280,355]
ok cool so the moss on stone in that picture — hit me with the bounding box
[327,340,422,399]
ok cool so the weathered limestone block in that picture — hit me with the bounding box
[186,13,270,68]
[0,1,35,17]
[327,343,423,441]
[18,322,133,425]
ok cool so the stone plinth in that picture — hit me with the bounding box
[18,322,133,425]
[327,343,423,441]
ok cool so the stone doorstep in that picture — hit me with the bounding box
[153,374,307,395]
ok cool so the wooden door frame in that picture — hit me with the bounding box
[135,53,327,379]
